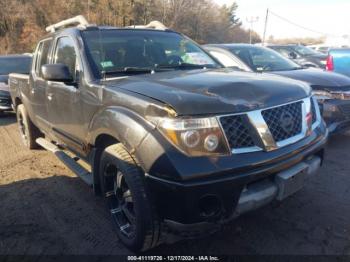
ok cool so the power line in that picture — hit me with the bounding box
[268,10,341,38]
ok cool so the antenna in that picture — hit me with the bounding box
[46,15,89,33]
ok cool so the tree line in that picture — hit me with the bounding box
[0,0,261,54]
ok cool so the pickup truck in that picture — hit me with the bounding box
[0,54,32,114]
[9,16,328,252]
[326,48,350,77]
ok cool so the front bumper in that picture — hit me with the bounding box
[144,124,328,225]
[320,99,350,134]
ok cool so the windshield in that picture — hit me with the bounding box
[0,57,32,75]
[228,46,302,72]
[292,45,320,56]
[82,30,219,78]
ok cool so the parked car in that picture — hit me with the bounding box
[267,44,327,69]
[308,45,331,54]
[0,54,31,114]
[326,48,350,77]
[205,44,350,133]
[10,16,327,252]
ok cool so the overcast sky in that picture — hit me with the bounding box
[214,0,350,40]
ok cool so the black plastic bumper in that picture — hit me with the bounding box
[145,124,328,225]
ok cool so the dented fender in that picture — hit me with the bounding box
[87,106,157,154]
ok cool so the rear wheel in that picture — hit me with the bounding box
[99,143,161,252]
[16,104,41,149]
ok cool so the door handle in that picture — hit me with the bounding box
[47,93,53,101]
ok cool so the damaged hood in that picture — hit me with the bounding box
[103,68,311,116]
[272,68,350,91]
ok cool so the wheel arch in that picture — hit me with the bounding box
[88,106,156,195]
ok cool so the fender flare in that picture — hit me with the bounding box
[87,106,156,152]
[87,106,157,194]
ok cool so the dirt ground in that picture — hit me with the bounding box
[0,112,350,255]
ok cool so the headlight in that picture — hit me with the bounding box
[153,117,230,157]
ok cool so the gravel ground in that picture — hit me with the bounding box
[0,112,349,255]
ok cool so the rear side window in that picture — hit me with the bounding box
[54,37,77,79]
[35,39,52,77]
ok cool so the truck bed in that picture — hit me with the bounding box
[8,73,30,104]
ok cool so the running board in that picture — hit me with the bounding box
[36,138,93,186]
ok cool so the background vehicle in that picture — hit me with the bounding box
[9,16,327,252]
[308,45,331,54]
[326,48,350,77]
[0,55,31,114]
[268,44,327,69]
[205,44,350,134]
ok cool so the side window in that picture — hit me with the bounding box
[54,37,77,80]
[35,43,44,76]
[276,47,293,58]
[35,40,53,77]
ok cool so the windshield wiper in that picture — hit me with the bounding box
[104,67,155,75]
[103,66,176,77]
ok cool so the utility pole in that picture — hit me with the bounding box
[246,16,259,44]
[262,9,269,46]
[87,0,90,21]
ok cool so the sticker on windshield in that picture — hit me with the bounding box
[182,52,213,65]
[101,61,114,68]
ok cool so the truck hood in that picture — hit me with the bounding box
[103,68,310,116]
[271,68,350,91]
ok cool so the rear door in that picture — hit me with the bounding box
[29,39,52,131]
[46,36,86,154]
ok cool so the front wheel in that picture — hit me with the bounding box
[99,143,161,252]
[16,104,41,149]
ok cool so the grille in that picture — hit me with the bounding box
[311,99,317,124]
[220,115,255,149]
[339,103,350,118]
[262,102,303,142]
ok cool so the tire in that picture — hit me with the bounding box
[16,104,41,149]
[99,143,161,252]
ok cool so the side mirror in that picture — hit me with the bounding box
[41,64,73,82]
[288,52,297,59]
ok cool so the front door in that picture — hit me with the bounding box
[46,36,85,155]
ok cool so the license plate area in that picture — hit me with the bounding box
[275,162,308,201]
